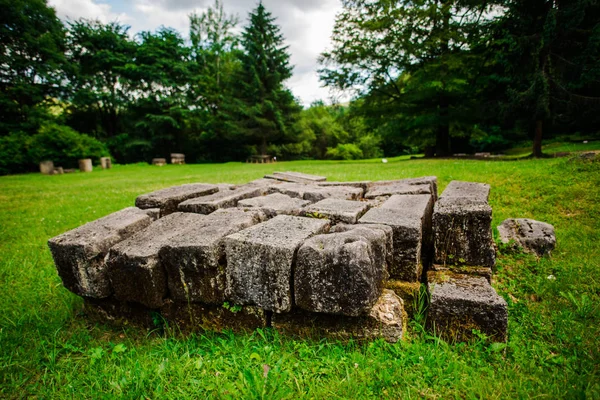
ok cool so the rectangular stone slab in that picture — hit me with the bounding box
[48,207,154,298]
[178,186,266,214]
[238,193,311,216]
[366,176,438,200]
[331,224,394,270]
[359,194,434,281]
[427,271,507,342]
[303,198,370,224]
[317,181,371,191]
[265,171,327,183]
[440,180,489,201]
[160,209,267,304]
[268,182,363,203]
[272,290,406,343]
[107,212,206,308]
[135,183,219,216]
[224,215,330,313]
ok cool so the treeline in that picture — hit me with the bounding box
[1,0,599,174]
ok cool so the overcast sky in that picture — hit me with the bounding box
[47,0,344,106]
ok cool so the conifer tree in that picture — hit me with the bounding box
[236,2,300,156]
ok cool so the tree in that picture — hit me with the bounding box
[236,2,301,156]
[0,0,66,136]
[319,0,497,156]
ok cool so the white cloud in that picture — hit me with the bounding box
[48,0,131,25]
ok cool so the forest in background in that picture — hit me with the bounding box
[1,0,599,174]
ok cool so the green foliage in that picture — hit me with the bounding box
[28,123,109,167]
[0,133,32,174]
[326,143,363,160]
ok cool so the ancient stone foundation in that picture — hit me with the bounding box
[48,172,508,343]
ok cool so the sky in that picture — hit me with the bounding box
[47,0,345,106]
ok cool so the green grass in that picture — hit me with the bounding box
[1,156,599,398]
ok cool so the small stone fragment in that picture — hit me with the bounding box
[225,215,330,313]
[497,218,556,256]
[178,186,266,214]
[295,229,388,316]
[238,193,311,216]
[384,280,422,318]
[272,290,406,343]
[143,208,161,221]
[135,183,219,216]
[427,271,508,342]
[303,198,370,224]
[48,207,154,298]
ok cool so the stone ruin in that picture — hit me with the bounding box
[48,171,508,343]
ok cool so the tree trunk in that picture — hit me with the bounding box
[436,122,451,157]
[533,119,543,157]
[261,136,267,156]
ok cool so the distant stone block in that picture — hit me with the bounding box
[269,182,363,203]
[40,160,54,175]
[359,194,434,281]
[152,158,166,166]
[161,209,266,304]
[272,289,406,343]
[303,198,370,224]
[107,212,206,308]
[136,183,218,216]
[427,271,508,342]
[497,218,556,256]
[48,207,154,298]
[100,157,112,169]
[295,228,388,316]
[178,186,266,214]
[238,193,311,216]
[170,153,185,165]
[225,215,330,313]
[265,171,327,183]
[78,158,93,173]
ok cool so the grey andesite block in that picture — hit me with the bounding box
[269,182,363,203]
[48,207,154,298]
[178,186,266,214]
[265,171,327,183]
[497,218,556,256]
[272,289,406,343]
[107,212,206,308]
[303,198,370,224]
[295,229,388,316]
[331,224,394,270]
[238,193,311,216]
[433,181,495,267]
[225,215,330,313]
[359,194,434,281]
[161,209,267,304]
[427,271,508,342]
[135,183,219,216]
[317,180,371,191]
[365,176,438,200]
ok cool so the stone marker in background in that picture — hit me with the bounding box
[152,158,166,166]
[53,167,64,175]
[78,158,93,172]
[303,198,370,224]
[178,185,266,214]
[171,153,185,164]
[135,183,218,217]
[427,270,508,342]
[238,193,311,216]
[39,160,54,175]
[225,215,330,313]
[100,157,112,169]
[47,207,154,298]
[497,218,556,256]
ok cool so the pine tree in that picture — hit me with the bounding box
[236,2,300,156]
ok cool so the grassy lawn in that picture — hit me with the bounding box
[1,155,599,398]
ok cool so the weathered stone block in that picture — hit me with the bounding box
[384,280,422,318]
[143,208,161,221]
[107,212,206,308]
[272,290,406,343]
[359,194,434,281]
[161,209,266,304]
[268,182,363,203]
[265,171,327,183]
[295,229,388,316]
[497,218,556,256]
[441,180,490,201]
[225,215,330,313]
[317,180,371,192]
[331,223,394,269]
[433,197,495,267]
[365,176,438,200]
[100,157,112,169]
[427,271,507,342]
[238,193,311,216]
[40,160,54,175]
[135,183,218,216]
[178,186,266,214]
[78,158,93,172]
[303,198,370,224]
[83,297,157,329]
[48,207,154,298]
[429,264,493,283]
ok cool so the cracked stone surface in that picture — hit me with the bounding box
[303,198,370,224]
[238,193,311,216]
[497,218,556,256]
[135,183,219,216]
[178,185,267,214]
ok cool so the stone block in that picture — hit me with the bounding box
[433,198,495,267]
[40,160,54,175]
[100,157,112,169]
[295,229,388,316]
[266,171,327,183]
[161,209,266,304]
[268,182,363,203]
[366,176,438,200]
[317,181,371,192]
[78,158,93,172]
[48,207,154,298]
[429,264,493,283]
[238,193,311,216]
[427,271,508,342]
[384,280,422,318]
[178,186,266,214]
[83,297,157,329]
[170,153,185,164]
[107,212,206,308]
[331,223,394,269]
[152,158,166,166]
[136,183,219,216]
[225,215,330,313]
[440,180,490,201]
[272,290,406,343]
[143,208,161,221]
[160,299,266,333]
[497,218,556,256]
[359,194,434,281]
[303,198,370,224]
